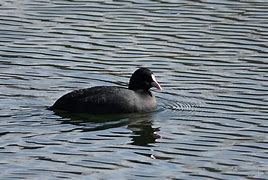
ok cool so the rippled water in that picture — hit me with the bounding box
[1,0,268,179]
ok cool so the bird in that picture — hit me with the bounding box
[48,67,162,114]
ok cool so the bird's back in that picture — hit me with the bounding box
[49,86,147,114]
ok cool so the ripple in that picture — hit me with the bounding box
[0,0,268,179]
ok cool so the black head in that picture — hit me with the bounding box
[128,67,162,91]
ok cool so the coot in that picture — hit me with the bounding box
[48,67,162,114]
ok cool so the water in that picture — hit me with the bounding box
[1,0,268,179]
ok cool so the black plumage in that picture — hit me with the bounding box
[48,67,162,114]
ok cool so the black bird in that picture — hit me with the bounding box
[48,67,162,114]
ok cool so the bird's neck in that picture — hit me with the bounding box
[131,88,152,97]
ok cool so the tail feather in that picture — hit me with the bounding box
[47,106,54,110]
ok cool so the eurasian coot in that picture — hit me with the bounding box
[48,67,162,114]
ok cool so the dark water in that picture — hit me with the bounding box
[1,0,268,179]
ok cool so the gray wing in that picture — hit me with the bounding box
[49,86,137,114]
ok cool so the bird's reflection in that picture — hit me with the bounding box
[128,114,160,146]
[54,111,160,146]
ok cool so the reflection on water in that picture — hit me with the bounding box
[0,0,268,179]
[128,115,160,146]
[56,111,160,146]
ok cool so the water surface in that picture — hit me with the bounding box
[0,0,268,179]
